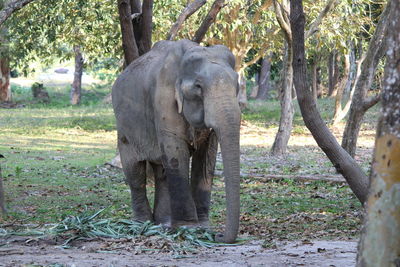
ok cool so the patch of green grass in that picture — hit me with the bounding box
[0,84,364,245]
[243,97,379,129]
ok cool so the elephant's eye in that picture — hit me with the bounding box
[192,83,203,97]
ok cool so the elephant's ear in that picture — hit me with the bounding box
[171,40,197,114]
[175,78,183,114]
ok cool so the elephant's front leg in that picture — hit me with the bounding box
[191,131,218,226]
[160,138,198,227]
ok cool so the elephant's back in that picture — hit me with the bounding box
[111,45,168,161]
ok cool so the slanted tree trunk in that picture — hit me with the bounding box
[290,0,368,204]
[70,46,84,105]
[256,54,272,100]
[0,0,36,26]
[332,46,358,125]
[192,0,225,43]
[271,43,294,156]
[167,0,206,40]
[271,0,336,156]
[342,2,391,157]
[333,47,365,125]
[357,1,400,263]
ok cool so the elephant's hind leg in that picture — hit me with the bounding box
[191,131,218,226]
[151,163,171,226]
[119,145,152,222]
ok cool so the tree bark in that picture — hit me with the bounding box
[70,46,83,105]
[342,1,391,158]
[118,0,139,65]
[304,0,337,39]
[0,56,10,102]
[137,0,153,55]
[0,0,36,26]
[357,0,400,263]
[328,51,340,97]
[271,0,336,155]
[256,54,272,100]
[167,0,206,40]
[333,48,365,125]
[192,0,225,43]
[271,43,294,156]
[237,72,247,110]
[290,0,368,204]
[332,52,350,122]
[0,164,6,215]
[310,56,321,100]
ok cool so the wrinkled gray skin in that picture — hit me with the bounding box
[112,40,241,243]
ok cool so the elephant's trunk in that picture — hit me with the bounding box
[208,96,241,243]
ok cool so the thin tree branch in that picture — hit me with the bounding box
[305,0,337,39]
[0,0,36,25]
[241,45,269,70]
[251,0,273,25]
[167,0,207,40]
[272,0,291,43]
[192,0,225,43]
[362,93,381,112]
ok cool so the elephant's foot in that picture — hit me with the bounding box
[171,220,201,229]
[154,215,171,228]
[133,213,154,223]
[198,220,210,228]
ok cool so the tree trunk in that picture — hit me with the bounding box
[289,0,368,204]
[0,164,6,215]
[192,0,225,43]
[271,0,335,156]
[332,53,350,123]
[333,48,364,125]
[256,54,272,100]
[137,0,153,55]
[0,56,11,102]
[271,43,294,156]
[0,24,10,102]
[327,51,334,96]
[342,1,391,157]
[0,0,36,26]
[316,66,322,98]
[357,0,400,263]
[167,0,206,40]
[311,59,317,100]
[328,51,340,97]
[70,46,83,105]
[118,0,140,65]
[237,71,247,110]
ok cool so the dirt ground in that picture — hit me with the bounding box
[0,236,357,267]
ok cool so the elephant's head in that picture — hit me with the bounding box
[175,44,241,243]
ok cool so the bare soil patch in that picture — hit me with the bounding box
[0,237,356,267]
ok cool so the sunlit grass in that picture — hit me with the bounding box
[0,84,376,243]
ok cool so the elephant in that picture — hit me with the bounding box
[112,39,241,243]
